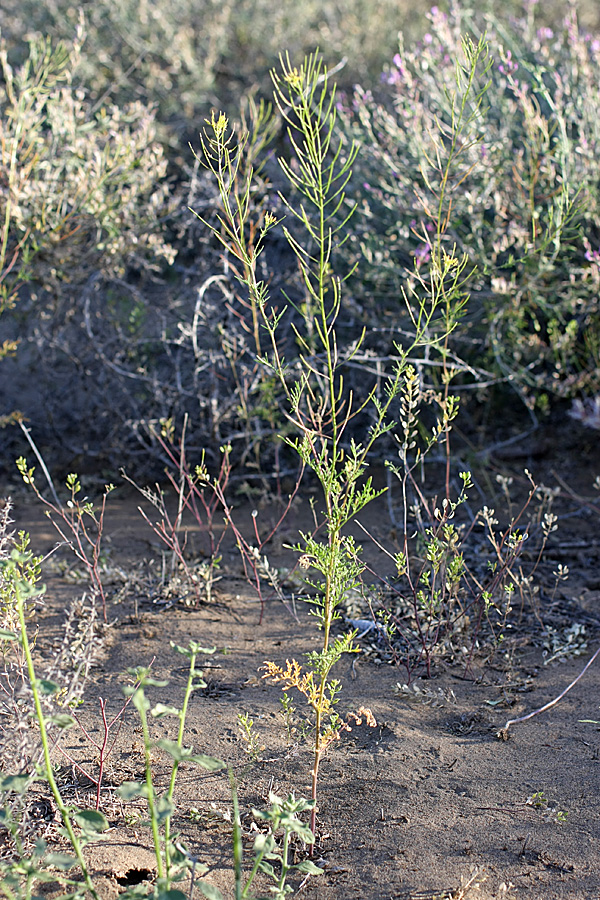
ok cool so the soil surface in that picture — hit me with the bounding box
[5,413,600,900]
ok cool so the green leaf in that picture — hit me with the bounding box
[287,821,315,844]
[36,679,60,696]
[156,740,224,770]
[118,781,149,800]
[22,869,65,885]
[74,809,109,834]
[187,753,225,771]
[0,774,31,793]
[156,739,188,762]
[170,641,216,659]
[131,689,150,714]
[33,838,48,857]
[253,833,275,854]
[155,794,174,824]
[151,704,181,718]
[125,667,168,688]
[258,861,277,878]
[156,890,188,900]
[199,882,224,900]
[141,675,168,687]
[47,713,76,729]
[118,886,153,900]
[294,860,324,875]
[0,628,18,640]
[44,852,78,870]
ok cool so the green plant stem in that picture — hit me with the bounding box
[15,578,100,900]
[240,846,266,900]
[163,649,198,878]
[230,771,244,900]
[136,696,165,880]
[277,825,291,894]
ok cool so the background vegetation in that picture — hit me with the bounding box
[2,3,600,898]
[1,0,600,477]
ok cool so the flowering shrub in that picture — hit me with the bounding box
[338,3,600,409]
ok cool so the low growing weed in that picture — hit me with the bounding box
[353,467,564,676]
[16,451,114,621]
[0,560,322,899]
[198,781,322,900]
[126,420,305,618]
[0,550,107,900]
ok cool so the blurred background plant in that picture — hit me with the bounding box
[337,1,600,416]
[2,0,600,477]
[0,0,441,146]
[0,21,175,460]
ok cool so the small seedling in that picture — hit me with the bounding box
[237,712,265,762]
[54,675,143,810]
[526,791,568,825]
[526,790,548,809]
[199,778,322,900]
[16,451,114,621]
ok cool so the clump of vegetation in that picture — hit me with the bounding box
[1,1,598,896]
[0,23,174,431]
[338,3,600,411]
[16,454,114,620]
[0,0,431,142]
[197,35,494,842]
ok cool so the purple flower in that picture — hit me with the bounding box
[392,54,405,78]
[537,27,553,42]
[498,52,518,75]
[383,54,405,85]
[382,70,401,85]
[585,246,600,263]
[414,243,431,267]
[427,5,447,23]
[423,33,433,45]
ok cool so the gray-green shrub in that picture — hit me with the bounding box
[0,0,434,143]
[338,2,600,410]
[0,24,173,426]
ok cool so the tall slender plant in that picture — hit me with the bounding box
[196,48,484,844]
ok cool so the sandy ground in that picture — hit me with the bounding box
[4,415,600,900]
